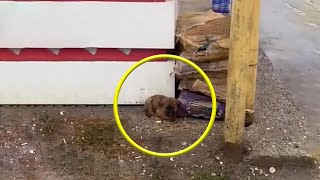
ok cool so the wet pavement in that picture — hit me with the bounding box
[260,0,320,150]
[179,0,320,153]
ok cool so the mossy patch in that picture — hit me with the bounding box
[193,171,228,180]
[74,120,117,150]
[37,113,58,138]
[46,143,119,179]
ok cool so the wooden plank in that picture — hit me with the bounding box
[0,1,175,49]
[246,0,261,111]
[223,0,255,160]
[0,61,175,104]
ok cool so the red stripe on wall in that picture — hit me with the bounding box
[0,1,170,61]
[0,48,168,61]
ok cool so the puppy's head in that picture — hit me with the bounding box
[161,98,181,122]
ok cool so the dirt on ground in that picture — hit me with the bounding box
[0,104,242,180]
[1,52,320,180]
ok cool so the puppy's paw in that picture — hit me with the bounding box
[170,119,176,122]
[144,110,152,118]
[145,112,152,118]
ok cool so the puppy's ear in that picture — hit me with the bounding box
[176,99,182,107]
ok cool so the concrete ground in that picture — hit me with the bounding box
[260,0,320,152]
[179,0,320,155]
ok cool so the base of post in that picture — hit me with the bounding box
[245,109,255,127]
[223,142,243,162]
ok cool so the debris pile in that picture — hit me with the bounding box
[175,10,231,120]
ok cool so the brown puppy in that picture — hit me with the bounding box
[144,95,181,122]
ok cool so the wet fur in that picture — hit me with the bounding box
[144,95,181,122]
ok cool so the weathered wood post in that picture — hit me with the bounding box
[223,0,256,160]
[246,0,261,111]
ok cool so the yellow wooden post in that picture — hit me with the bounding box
[246,0,260,111]
[223,0,255,159]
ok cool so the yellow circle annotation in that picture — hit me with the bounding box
[113,54,217,158]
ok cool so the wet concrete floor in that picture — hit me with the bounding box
[179,0,320,151]
[260,0,320,150]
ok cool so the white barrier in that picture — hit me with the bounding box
[0,1,175,49]
[0,61,175,104]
